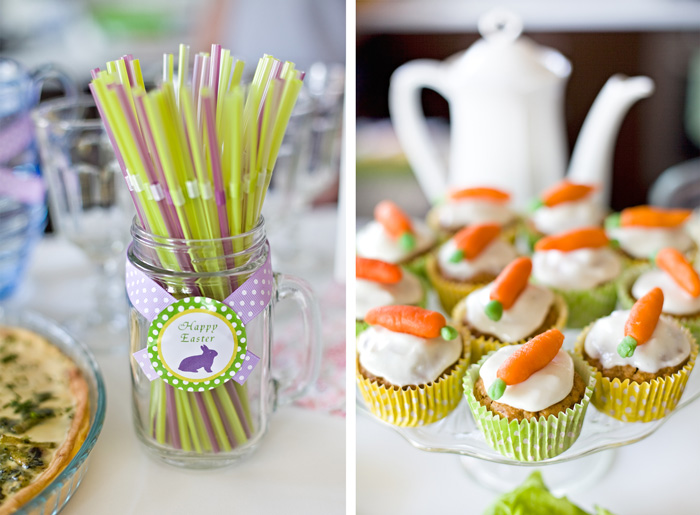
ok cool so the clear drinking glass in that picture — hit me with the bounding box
[32,96,134,345]
[127,216,322,468]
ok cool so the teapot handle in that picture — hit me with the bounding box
[389,60,451,203]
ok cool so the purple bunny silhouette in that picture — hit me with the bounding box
[178,345,218,373]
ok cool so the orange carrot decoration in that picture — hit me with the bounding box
[487,328,565,400]
[365,305,458,340]
[617,287,664,358]
[374,200,416,251]
[447,187,510,203]
[655,248,700,297]
[616,206,691,228]
[536,180,596,208]
[485,257,532,321]
[356,257,403,284]
[534,227,609,253]
[449,223,501,262]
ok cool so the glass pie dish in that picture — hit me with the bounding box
[0,308,106,515]
[357,328,700,465]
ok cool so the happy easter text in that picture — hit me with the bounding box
[177,321,218,343]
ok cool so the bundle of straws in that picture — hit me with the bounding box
[90,44,304,453]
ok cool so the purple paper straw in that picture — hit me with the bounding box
[212,390,238,448]
[225,380,251,438]
[192,54,203,105]
[202,95,230,240]
[194,392,220,453]
[209,44,221,101]
[166,385,181,449]
[197,55,210,123]
[121,55,136,87]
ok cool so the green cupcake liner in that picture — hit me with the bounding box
[547,279,618,330]
[463,352,596,462]
[617,264,700,343]
[403,252,430,280]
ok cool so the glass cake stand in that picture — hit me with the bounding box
[357,328,700,493]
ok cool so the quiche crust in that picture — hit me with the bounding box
[0,327,90,514]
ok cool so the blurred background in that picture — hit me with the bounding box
[356,0,700,217]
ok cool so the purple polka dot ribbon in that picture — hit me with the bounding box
[127,248,272,385]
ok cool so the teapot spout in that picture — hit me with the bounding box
[567,74,654,206]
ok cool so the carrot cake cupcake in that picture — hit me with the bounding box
[463,328,595,461]
[426,186,517,239]
[605,205,694,262]
[532,227,621,328]
[355,257,425,336]
[524,180,605,249]
[576,287,697,422]
[452,257,567,362]
[618,247,700,341]
[356,306,469,426]
[427,223,518,314]
[357,200,436,276]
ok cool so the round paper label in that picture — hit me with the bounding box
[147,297,248,391]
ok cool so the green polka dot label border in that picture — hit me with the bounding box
[146,296,248,392]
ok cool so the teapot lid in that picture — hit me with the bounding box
[450,10,571,89]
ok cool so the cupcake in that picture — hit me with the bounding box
[576,287,697,422]
[463,328,595,461]
[355,256,426,336]
[524,180,605,250]
[452,257,567,362]
[357,200,436,277]
[426,186,517,240]
[427,223,518,314]
[356,306,469,426]
[532,227,622,329]
[617,247,700,341]
[605,205,695,264]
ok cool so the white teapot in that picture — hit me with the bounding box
[389,9,654,208]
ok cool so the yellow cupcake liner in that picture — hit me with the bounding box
[574,321,698,422]
[452,293,568,363]
[426,254,490,314]
[617,264,700,342]
[356,345,470,427]
[463,352,596,461]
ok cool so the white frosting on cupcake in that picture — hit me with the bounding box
[584,310,690,373]
[357,326,463,386]
[356,219,436,263]
[437,238,518,281]
[356,273,424,320]
[464,283,555,342]
[436,199,516,229]
[531,199,605,235]
[479,346,574,412]
[631,269,700,316]
[607,226,693,259]
[532,247,621,291]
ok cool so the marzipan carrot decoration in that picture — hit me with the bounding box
[447,187,510,203]
[365,305,458,341]
[485,257,532,321]
[534,180,596,209]
[534,227,609,253]
[449,223,501,262]
[617,287,664,358]
[487,328,565,400]
[374,200,416,251]
[655,248,700,297]
[356,257,403,284]
[607,205,692,229]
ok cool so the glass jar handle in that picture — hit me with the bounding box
[30,64,77,104]
[273,272,322,407]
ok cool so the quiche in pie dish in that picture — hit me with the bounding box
[0,326,89,514]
